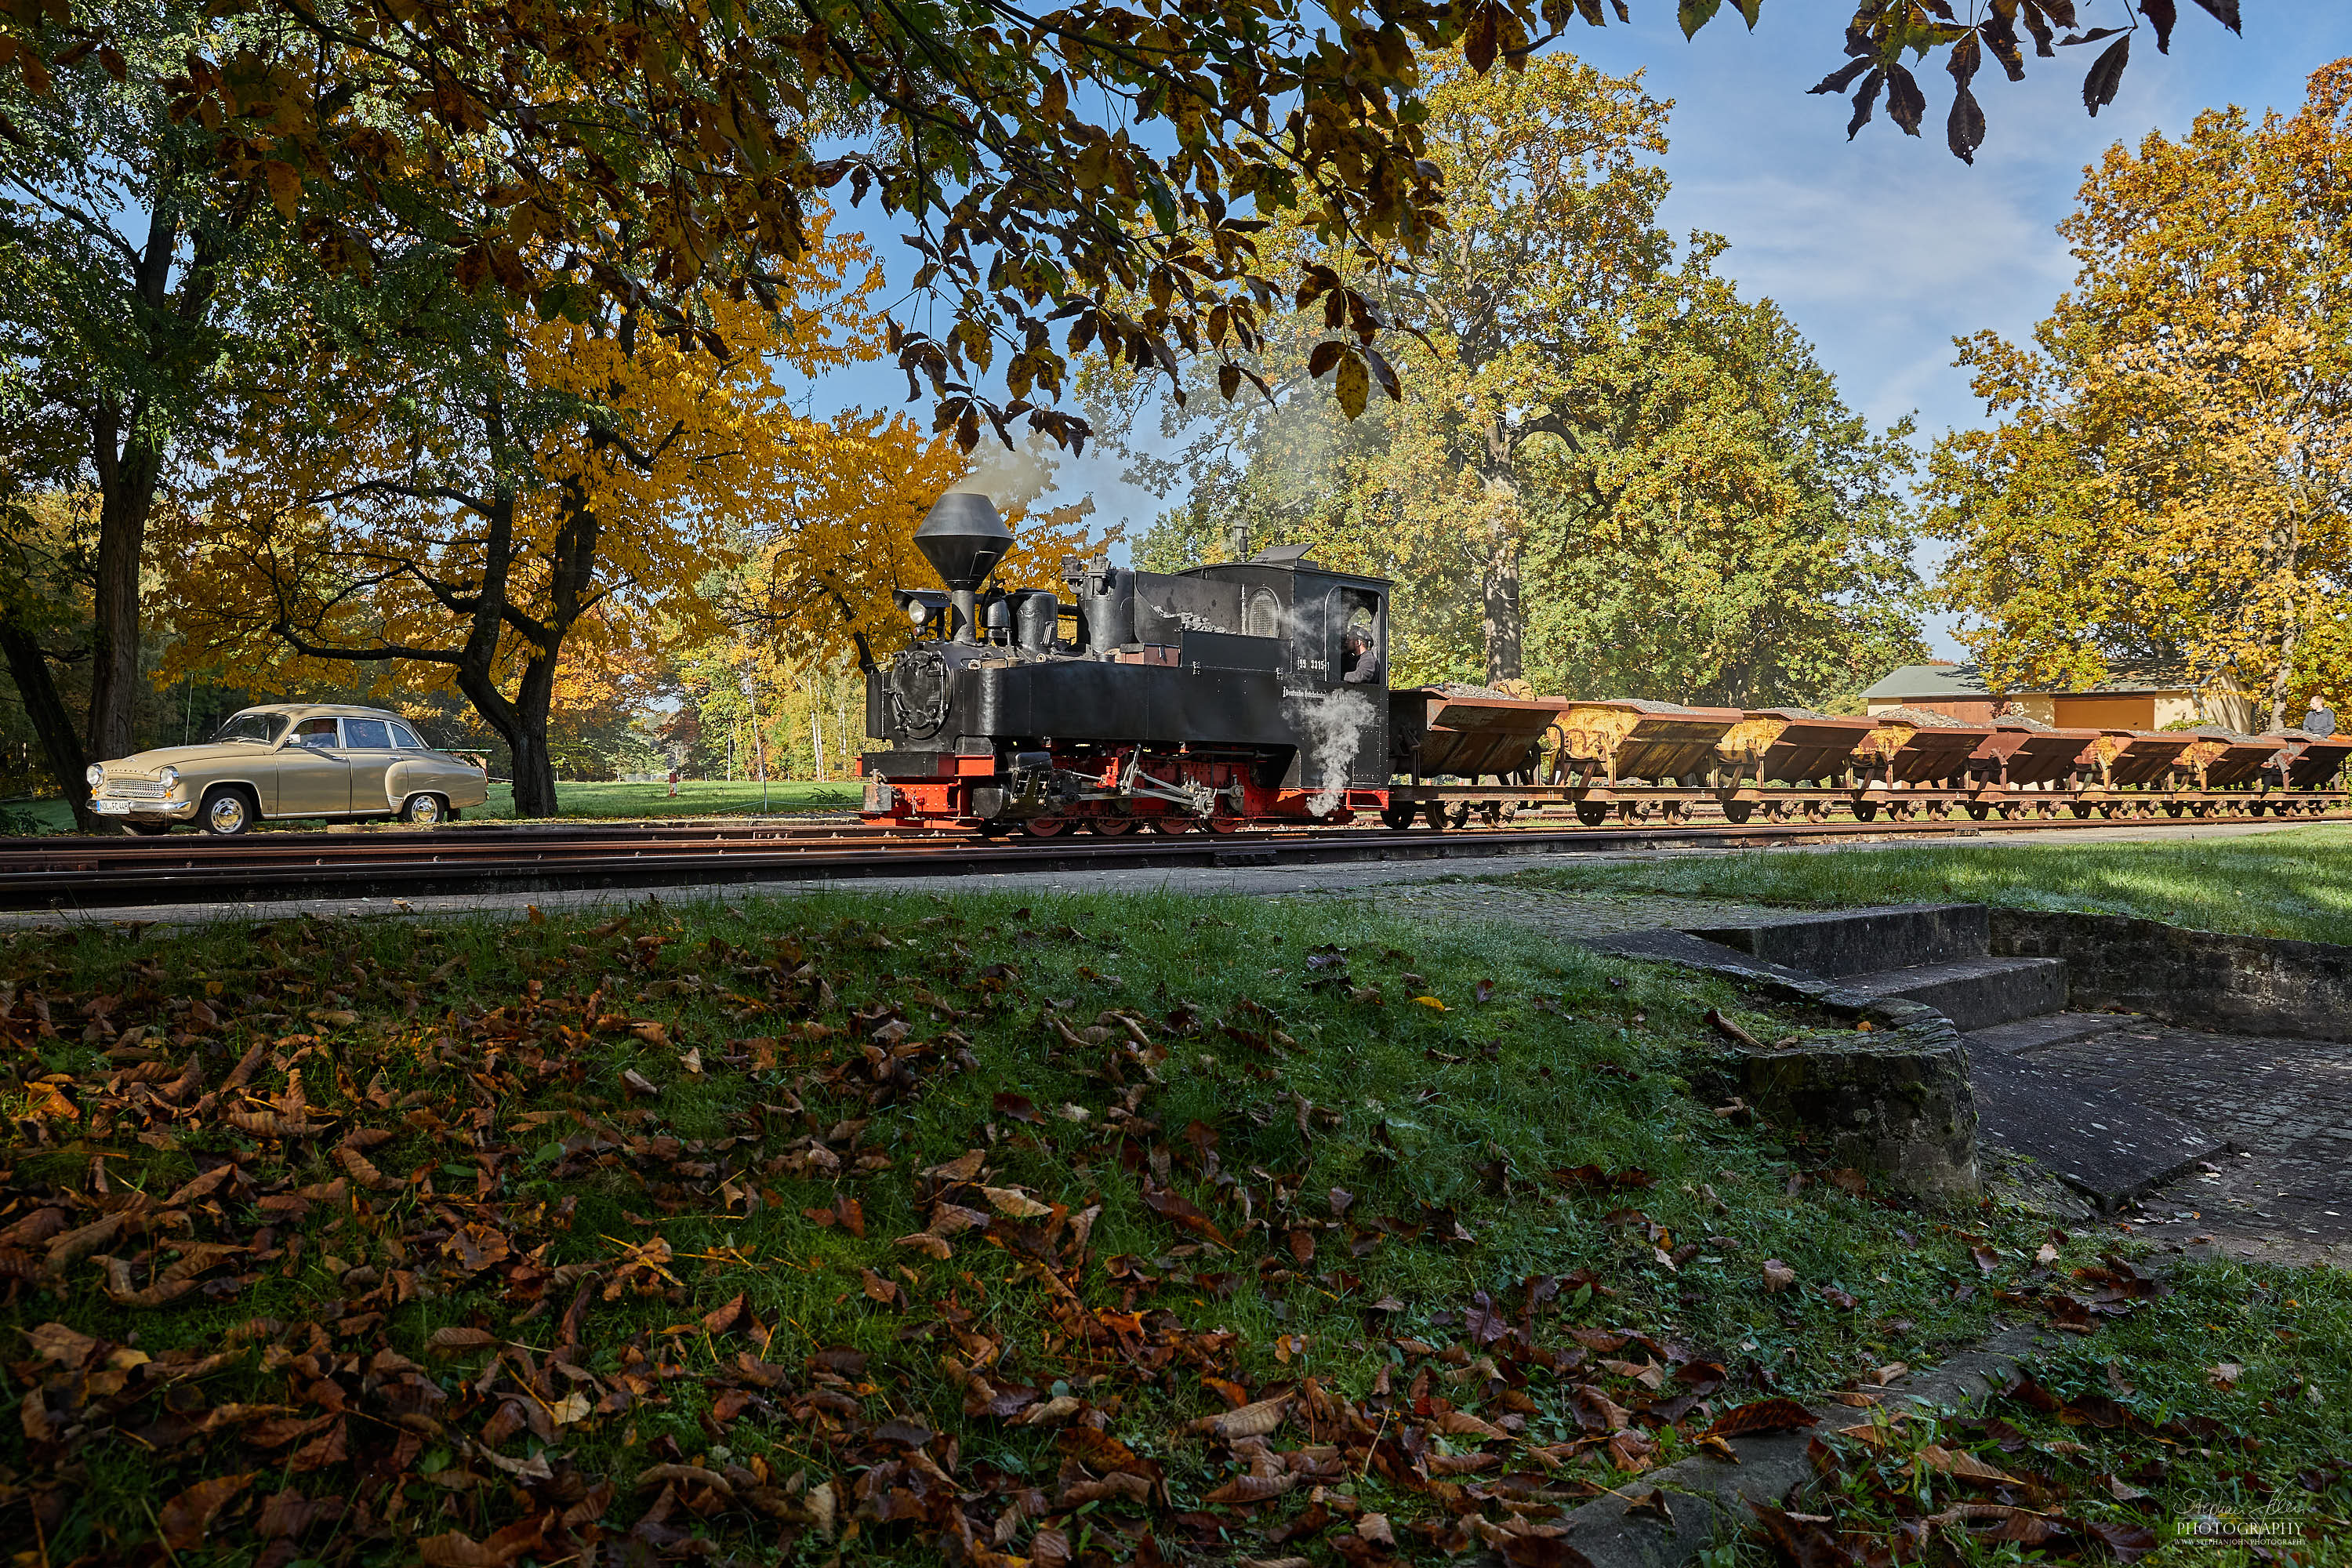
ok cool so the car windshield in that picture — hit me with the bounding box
[212,712,287,745]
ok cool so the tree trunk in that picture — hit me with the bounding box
[1478,420,1526,685]
[0,621,103,833]
[455,657,561,818]
[2265,501,2306,732]
[85,423,165,764]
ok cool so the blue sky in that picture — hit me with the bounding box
[804,4,2352,652]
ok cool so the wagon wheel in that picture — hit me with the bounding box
[2069,802,2094,819]
[2000,804,2026,821]
[1850,800,1878,823]
[1764,801,1791,825]
[1022,816,1070,838]
[2034,801,2058,820]
[1573,802,1609,827]
[1381,803,1420,830]
[1721,800,1755,826]
[1446,800,1472,829]
[1661,800,1690,826]
[1618,800,1650,822]
[2165,800,2187,818]
[1965,803,1991,821]
[1887,801,1914,822]
[1804,801,1831,823]
[1479,800,1505,826]
[1425,800,1450,831]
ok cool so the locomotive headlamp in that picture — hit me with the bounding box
[908,599,927,626]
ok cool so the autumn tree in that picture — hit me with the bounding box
[0,0,2249,466]
[1120,48,1924,702]
[1927,58,2352,730]
[165,226,895,815]
[0,0,312,812]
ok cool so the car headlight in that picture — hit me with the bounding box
[85,764,102,788]
[158,766,179,789]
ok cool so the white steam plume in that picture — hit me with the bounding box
[1287,687,1376,816]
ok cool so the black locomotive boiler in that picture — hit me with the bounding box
[860,492,1396,834]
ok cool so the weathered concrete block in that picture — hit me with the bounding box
[1733,1025,1982,1203]
[1688,903,1989,978]
[1989,909,2352,1042]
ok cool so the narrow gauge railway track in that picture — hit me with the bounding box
[2,807,2341,913]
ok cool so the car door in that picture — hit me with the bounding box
[275,718,353,816]
[340,717,398,813]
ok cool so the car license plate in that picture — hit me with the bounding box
[93,799,132,815]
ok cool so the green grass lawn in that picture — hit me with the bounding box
[470,776,862,820]
[1505,823,2352,948]
[5,890,2343,1563]
[0,776,863,834]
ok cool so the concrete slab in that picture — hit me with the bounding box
[1965,1012,2129,1056]
[1686,902,1989,978]
[1967,1044,2228,1210]
[1834,955,2071,1032]
[1549,1325,2057,1568]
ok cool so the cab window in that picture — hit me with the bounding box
[389,723,423,750]
[343,718,394,749]
[293,717,339,750]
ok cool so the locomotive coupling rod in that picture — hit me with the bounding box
[1070,759,1213,814]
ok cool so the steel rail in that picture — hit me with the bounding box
[0,808,2341,913]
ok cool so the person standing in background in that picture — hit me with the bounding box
[2305,698,2336,738]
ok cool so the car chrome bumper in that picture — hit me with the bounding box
[90,797,195,819]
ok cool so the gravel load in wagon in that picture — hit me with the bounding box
[1857,716,1994,786]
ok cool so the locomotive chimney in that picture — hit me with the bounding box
[914,492,1013,643]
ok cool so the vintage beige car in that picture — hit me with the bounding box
[88,703,491,835]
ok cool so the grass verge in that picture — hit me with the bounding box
[471,779,862,821]
[0,778,862,836]
[2,891,2342,1564]
[1498,826,2352,948]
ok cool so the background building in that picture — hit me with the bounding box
[1860,662,2253,731]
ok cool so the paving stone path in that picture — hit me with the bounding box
[2014,1024,2352,1268]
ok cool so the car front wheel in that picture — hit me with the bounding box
[401,793,445,827]
[201,787,255,836]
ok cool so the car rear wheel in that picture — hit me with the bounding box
[201,787,255,836]
[401,793,445,827]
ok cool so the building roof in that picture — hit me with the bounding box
[1860,662,2214,701]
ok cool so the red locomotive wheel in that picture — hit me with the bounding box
[1202,814,1246,835]
[1022,817,1069,838]
[1087,816,1140,836]
[1149,817,1194,833]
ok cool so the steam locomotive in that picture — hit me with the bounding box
[858,493,2352,834]
[859,492,1400,835]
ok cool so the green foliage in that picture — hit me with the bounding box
[1119,49,1925,705]
[1927,61,2352,732]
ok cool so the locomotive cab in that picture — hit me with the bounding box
[861,493,1392,834]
